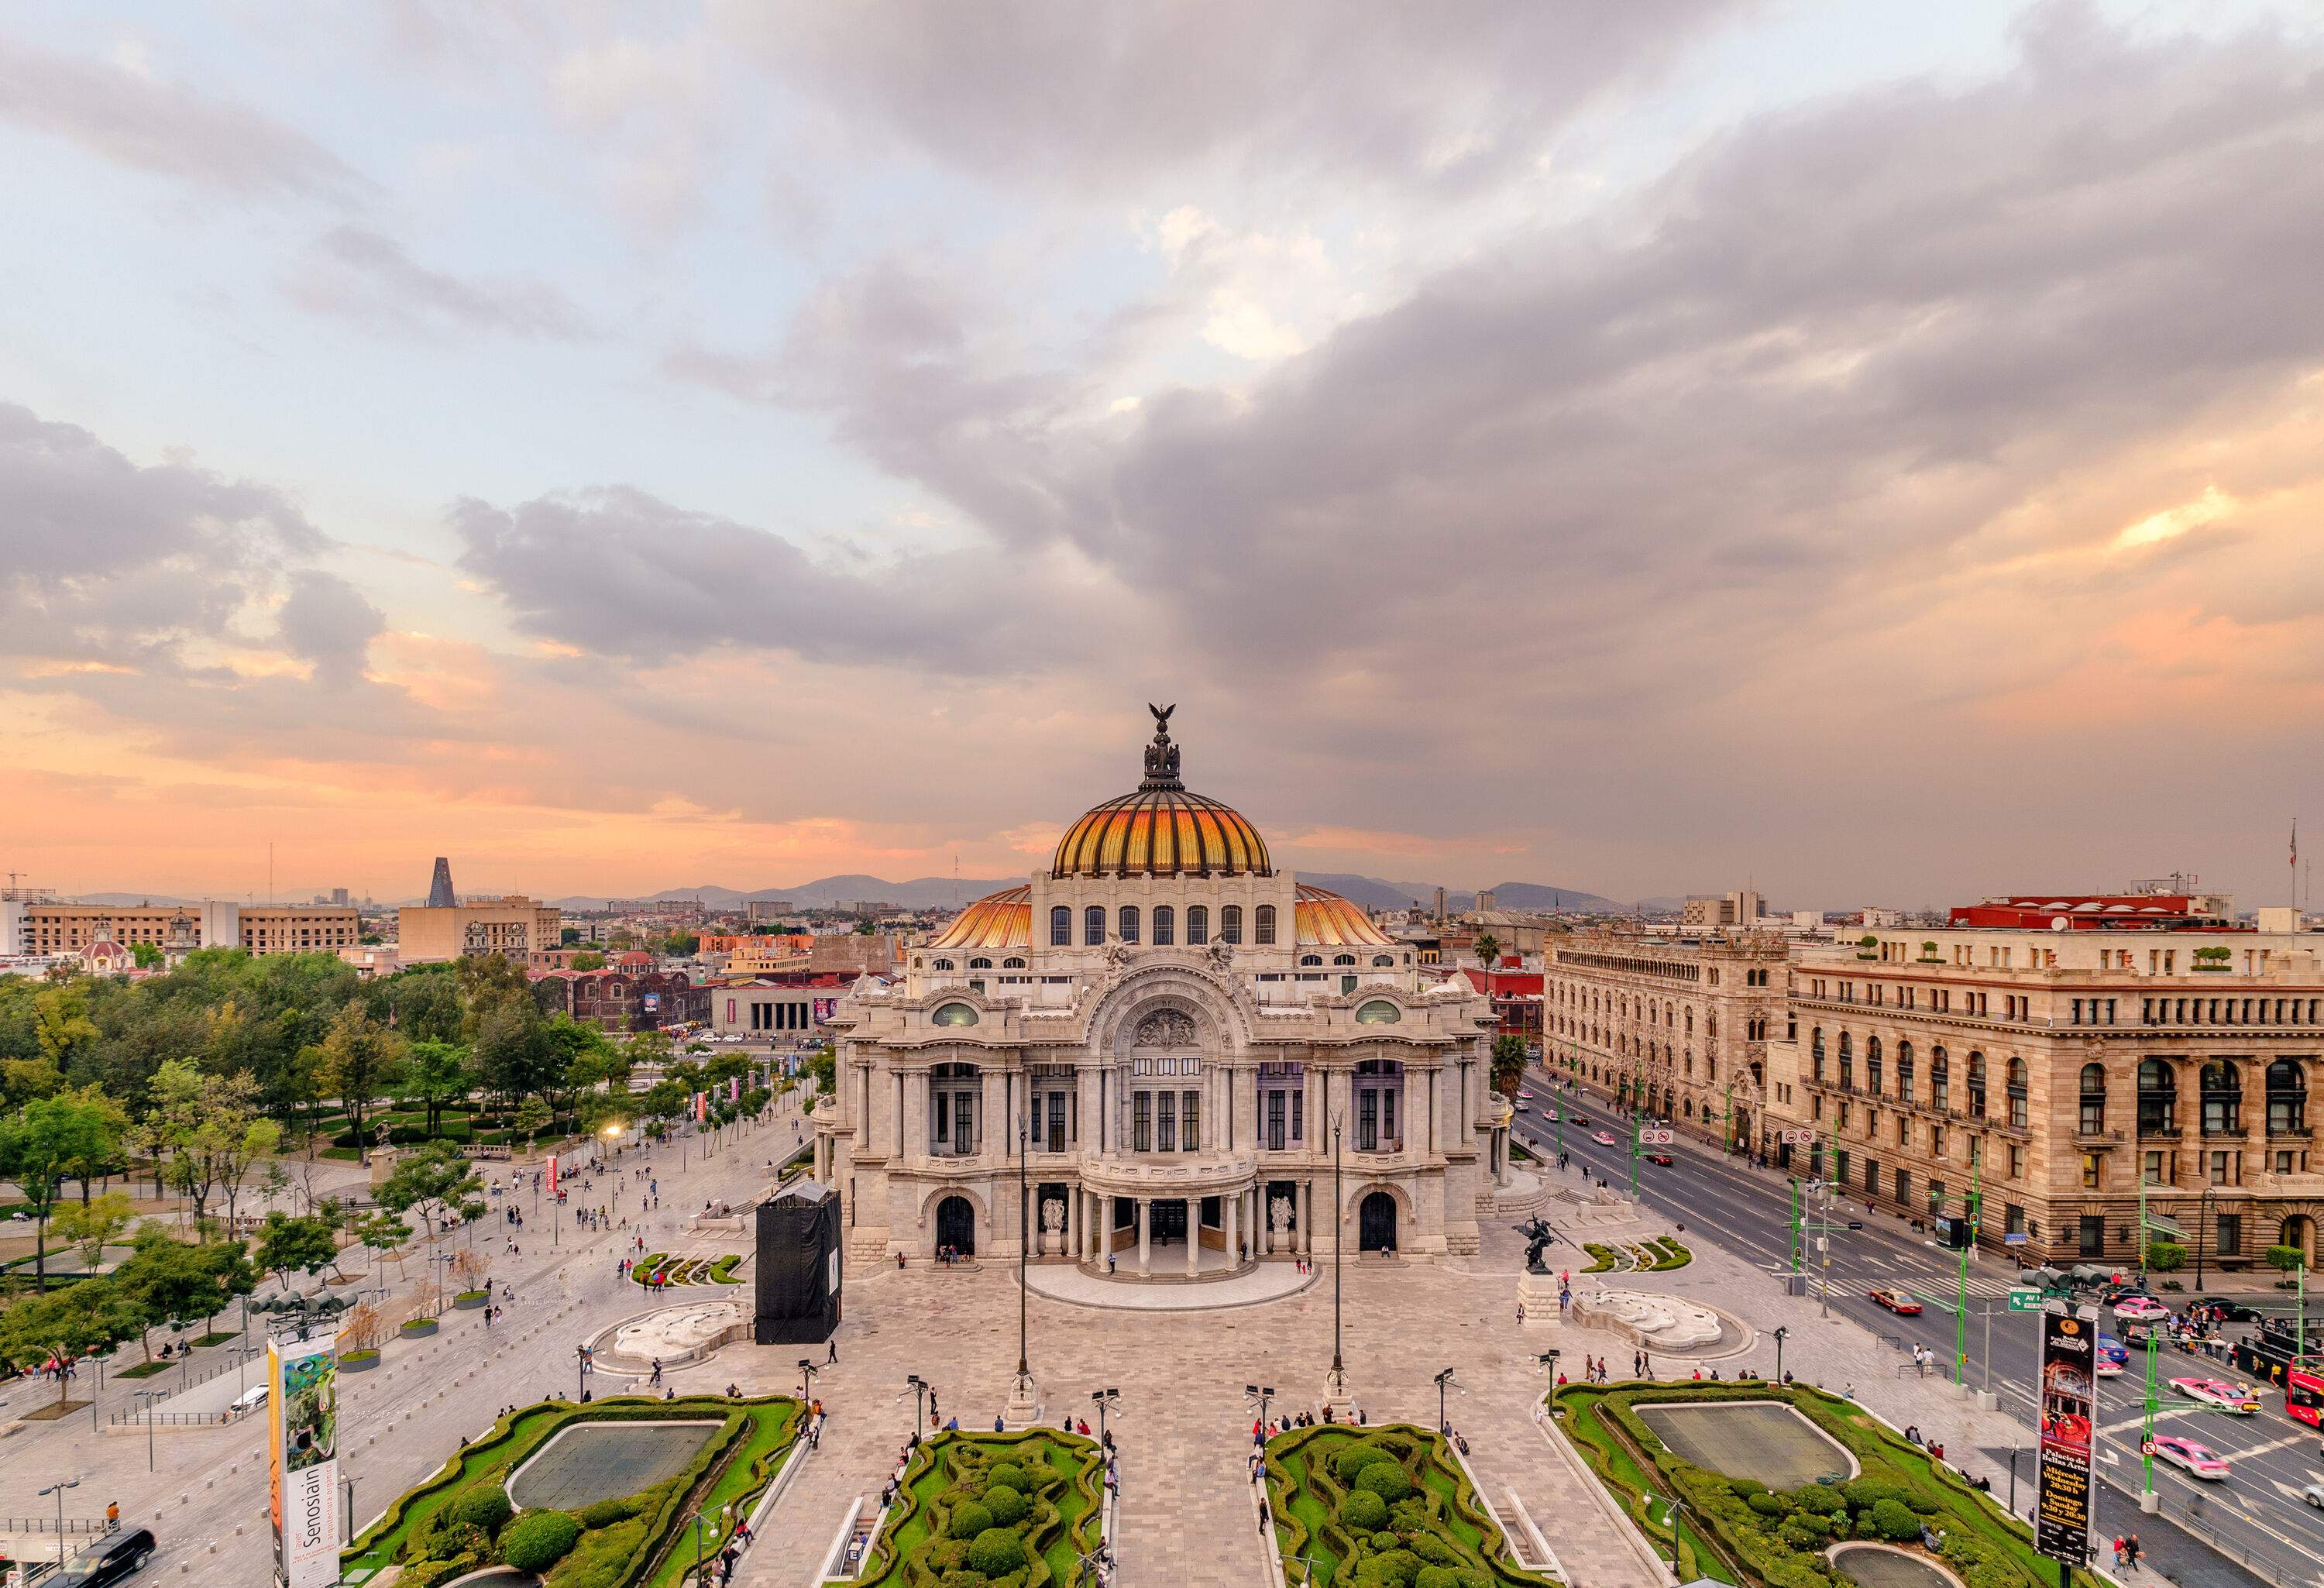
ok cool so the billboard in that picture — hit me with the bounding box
[2034,1305,2097,1566]
[812,997,837,1023]
[267,1332,342,1588]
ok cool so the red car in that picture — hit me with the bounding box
[1645,1152,1675,1167]
[1868,1288,1923,1315]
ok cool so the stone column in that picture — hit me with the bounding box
[1188,1201,1202,1276]
[1226,1188,1240,1267]
[1137,1198,1150,1276]
[1299,1178,1313,1254]
[1101,1194,1115,1265]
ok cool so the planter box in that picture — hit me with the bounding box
[339,1350,382,1373]
[400,1319,440,1338]
[452,1291,490,1310]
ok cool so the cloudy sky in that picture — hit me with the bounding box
[5,2,2322,909]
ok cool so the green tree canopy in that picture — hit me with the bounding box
[0,1093,119,1290]
[377,1141,485,1243]
[396,1040,471,1138]
[256,1210,344,1292]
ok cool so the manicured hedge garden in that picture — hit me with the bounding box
[630,1253,744,1288]
[862,1428,1104,1586]
[1263,1422,1554,1587]
[342,1394,799,1588]
[1551,1382,2102,1588]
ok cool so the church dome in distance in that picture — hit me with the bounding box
[1050,706,1272,880]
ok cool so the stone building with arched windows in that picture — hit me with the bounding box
[807,710,1507,1273]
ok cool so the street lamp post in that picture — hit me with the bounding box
[1090,1387,1121,1450]
[1327,1116,1347,1411]
[133,1389,163,1470]
[576,1344,593,1402]
[797,1359,819,1404]
[39,1477,79,1569]
[1012,1115,1033,1421]
[1772,1325,1789,1384]
[908,1374,927,1438]
[1246,1383,1276,1438]
[1433,1367,1460,1435]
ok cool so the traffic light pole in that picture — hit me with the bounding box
[1956,1157,1981,1388]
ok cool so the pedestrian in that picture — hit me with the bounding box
[2126,1534,2141,1569]
[1642,1350,1652,1377]
[827,1339,838,1364]
[1633,1350,1643,1377]
[1517,1301,1526,1326]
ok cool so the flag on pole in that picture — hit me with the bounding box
[695,1091,707,1122]
[546,1154,558,1198]
[729,1076,740,1103]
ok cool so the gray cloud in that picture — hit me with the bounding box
[451,483,1132,672]
[717,1,1750,198]
[276,570,385,686]
[286,225,594,341]
[0,39,366,201]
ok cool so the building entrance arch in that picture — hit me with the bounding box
[2281,1213,2316,1266]
[1150,1200,1188,1245]
[935,1194,976,1256]
[1359,1191,1398,1253]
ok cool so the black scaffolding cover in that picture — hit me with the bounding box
[755,1177,842,1344]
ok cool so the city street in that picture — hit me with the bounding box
[1518,1072,2324,1588]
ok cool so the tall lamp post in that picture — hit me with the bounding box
[1772,1325,1789,1384]
[1008,1114,1036,1424]
[39,1477,79,1569]
[1090,1387,1121,1449]
[1325,1115,1348,1412]
[1433,1367,1461,1435]
[907,1374,927,1438]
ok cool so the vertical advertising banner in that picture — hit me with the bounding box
[2035,1306,2097,1566]
[267,1332,342,1588]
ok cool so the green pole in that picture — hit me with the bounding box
[2140,1328,2159,1501]
[1958,1157,1980,1385]
[2137,1160,2148,1283]
[1789,1177,1803,1273]
[1723,1079,1734,1153]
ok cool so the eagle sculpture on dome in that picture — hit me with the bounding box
[1142,702,1181,784]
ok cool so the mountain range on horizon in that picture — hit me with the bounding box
[63,874,1695,915]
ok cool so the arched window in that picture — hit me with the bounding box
[2200,1060,2241,1134]
[1810,1027,1825,1082]
[1332,954,1356,966]
[1151,906,1174,947]
[1299,954,1322,967]
[2137,1059,2177,1135]
[2266,1059,2306,1134]
[968,957,992,970]
[1050,906,1071,947]
[1085,906,1105,947]
[1865,1036,1884,1096]
[932,959,955,971]
[1187,906,1208,945]
[1220,906,1243,944]
[1372,954,1394,968]
[1118,906,1140,944]
[1838,1032,1854,1090]
[2078,1063,2107,1135]
[1896,1041,1915,1102]
[1930,1047,1949,1110]
[1002,957,1026,969]
[1255,905,1277,945]
[1967,1051,1987,1118]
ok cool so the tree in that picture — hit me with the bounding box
[52,1190,136,1273]
[58,1084,130,1202]
[337,1301,387,1356]
[0,1278,139,1405]
[396,1040,471,1139]
[315,1003,404,1150]
[2265,1244,2305,1275]
[113,1232,252,1360]
[470,1000,555,1108]
[512,1096,552,1149]
[663,932,700,957]
[129,941,163,969]
[137,1058,278,1231]
[378,1142,484,1301]
[31,985,99,1073]
[1490,1033,1529,1098]
[256,1211,343,1294]
[1474,933,1501,967]
[570,950,606,971]
[352,1209,414,1280]
[0,1095,115,1291]
[560,927,581,947]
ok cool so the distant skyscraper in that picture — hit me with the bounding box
[332,887,349,907]
[427,857,456,909]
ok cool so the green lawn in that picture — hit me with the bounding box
[1263,1422,1554,1587]
[1552,1382,2105,1588]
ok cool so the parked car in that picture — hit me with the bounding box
[2169,1377,2261,1415]
[1868,1288,1923,1315]
[53,1528,158,1586]
[2147,1435,2230,1480]
[230,1383,269,1415]
[2196,1299,2267,1325]
[2113,1295,2169,1322]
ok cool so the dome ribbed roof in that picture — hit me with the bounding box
[1049,706,1272,879]
[928,885,1031,950]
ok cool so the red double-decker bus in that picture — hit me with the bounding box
[2287,1359,2323,1428]
[2233,1319,2322,1426]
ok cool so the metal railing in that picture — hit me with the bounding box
[108,1408,240,1427]
[0,1518,110,1535]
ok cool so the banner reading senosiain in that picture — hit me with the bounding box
[268,1332,342,1588]
[2035,1305,2097,1567]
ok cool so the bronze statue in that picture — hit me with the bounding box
[1516,1217,1559,1274]
[1141,702,1182,785]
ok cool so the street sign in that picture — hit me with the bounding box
[2004,1232,2028,1246]
[1780,1128,1817,1145]
[1638,1129,1674,1145]
[2009,1288,2043,1311]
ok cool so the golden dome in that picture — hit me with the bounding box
[1294,884,1394,947]
[927,885,1031,950]
[1050,706,1272,879]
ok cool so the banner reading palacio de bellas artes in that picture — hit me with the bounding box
[268,1331,342,1588]
[2035,1306,2098,1566]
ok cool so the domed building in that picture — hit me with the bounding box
[809,708,1508,1277]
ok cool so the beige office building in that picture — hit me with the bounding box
[1545,930,1789,1149]
[1758,926,2323,1270]
[2,899,356,957]
[396,896,563,964]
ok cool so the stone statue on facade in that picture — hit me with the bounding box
[1102,940,1134,974]
[1205,939,1233,973]
[1141,702,1181,786]
[1134,1009,1197,1047]
[1269,1196,1293,1237]
[1040,1198,1065,1236]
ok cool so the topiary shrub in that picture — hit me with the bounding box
[985,1461,1030,1493]
[947,1500,993,1540]
[1841,1480,1906,1512]
[1355,1460,1414,1504]
[1341,1489,1390,1531]
[1333,1442,1396,1483]
[500,1511,581,1573]
[984,1483,1030,1526]
[1416,1569,1463,1588]
[448,1486,512,1538]
[2147,1242,2186,1272]
[1778,1517,1831,1551]
[1793,1485,1847,1516]
[1728,1476,1768,1498]
[1872,1498,1922,1541]
[574,1495,638,1528]
[965,1527,1027,1576]
[1748,1491,1789,1518]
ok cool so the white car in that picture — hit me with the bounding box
[2302,1482,2324,1510]
[231,1383,270,1414]
[2169,1377,2260,1415]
